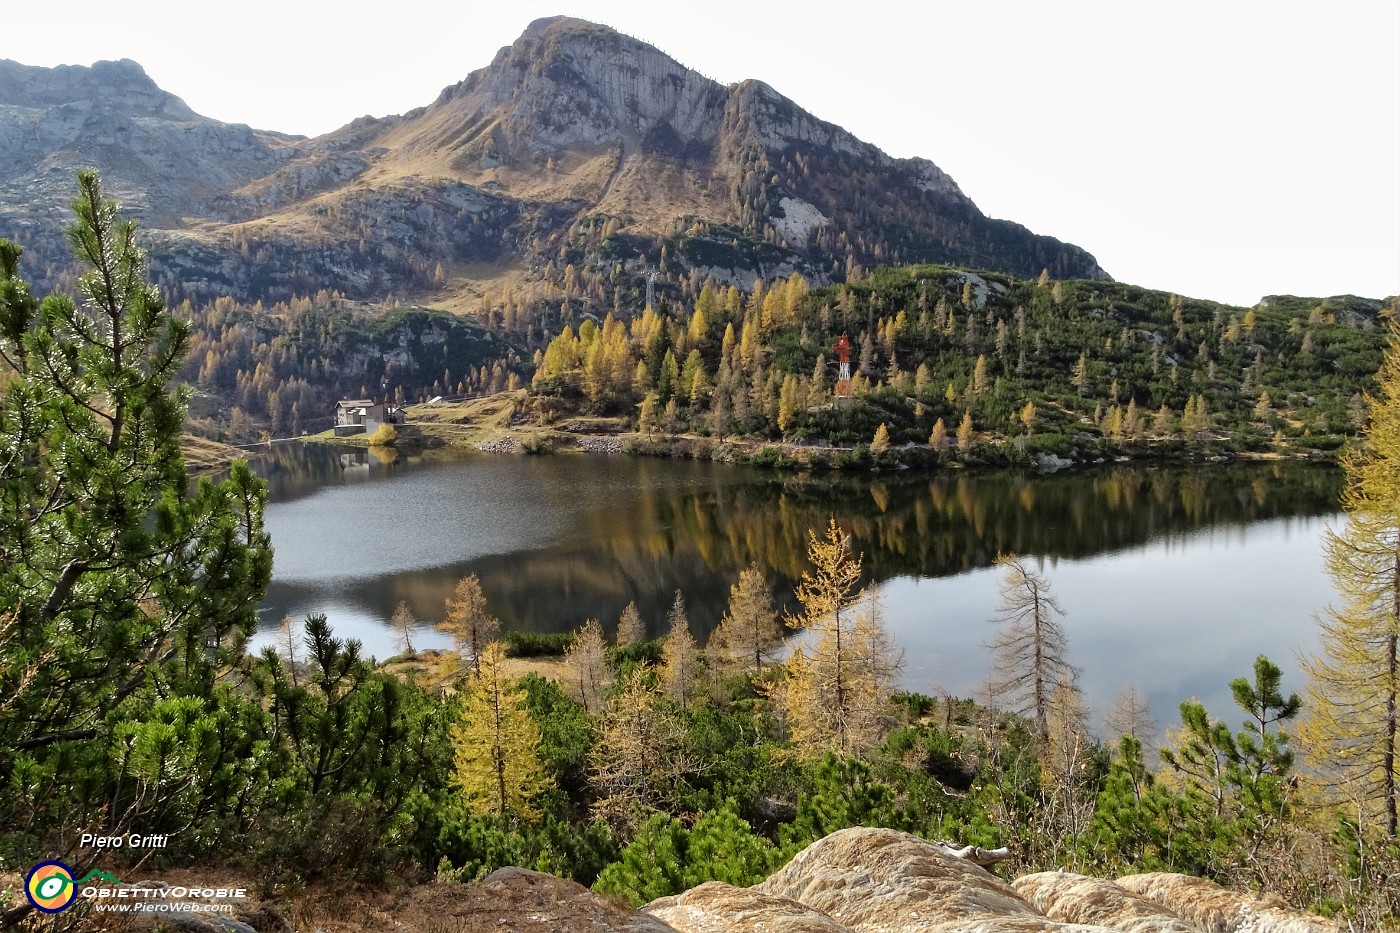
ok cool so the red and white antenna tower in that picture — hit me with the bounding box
[834,333,852,399]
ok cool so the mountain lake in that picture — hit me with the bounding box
[246,442,1344,740]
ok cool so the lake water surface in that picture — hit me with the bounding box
[250,443,1343,740]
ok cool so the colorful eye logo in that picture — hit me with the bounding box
[25,861,77,913]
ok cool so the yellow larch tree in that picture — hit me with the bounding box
[659,591,703,710]
[929,417,949,453]
[591,664,695,826]
[450,642,549,821]
[441,573,501,675]
[870,422,891,453]
[564,618,612,714]
[709,565,782,676]
[957,411,975,453]
[1299,316,1400,838]
[617,601,647,646]
[772,520,903,759]
[778,374,801,435]
[1019,401,1037,434]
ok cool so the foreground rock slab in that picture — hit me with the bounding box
[751,827,1117,933]
[1113,874,1340,933]
[647,880,851,932]
[1014,872,1199,933]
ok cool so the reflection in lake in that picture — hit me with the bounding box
[248,443,1343,737]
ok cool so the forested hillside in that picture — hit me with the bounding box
[530,265,1392,462]
[173,261,1393,454]
[177,294,525,440]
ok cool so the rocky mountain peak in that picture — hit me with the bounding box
[424,14,725,155]
[0,57,195,120]
[1,18,1109,304]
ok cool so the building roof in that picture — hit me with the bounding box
[336,399,376,409]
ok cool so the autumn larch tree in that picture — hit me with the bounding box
[564,617,612,715]
[929,417,949,454]
[441,573,501,674]
[659,591,703,710]
[451,641,549,821]
[617,600,647,646]
[956,411,975,453]
[1300,314,1400,839]
[390,600,417,657]
[986,553,1077,747]
[870,422,890,452]
[772,520,903,759]
[709,565,782,676]
[1104,685,1157,748]
[591,664,695,826]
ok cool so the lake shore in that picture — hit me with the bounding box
[304,389,1338,474]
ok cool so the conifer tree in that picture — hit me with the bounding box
[0,171,271,764]
[592,665,694,825]
[1036,675,1095,866]
[390,600,417,657]
[1183,394,1213,443]
[1019,401,1037,433]
[778,374,801,434]
[870,422,891,452]
[1105,685,1156,746]
[772,521,902,758]
[986,554,1076,746]
[441,573,501,674]
[1072,351,1090,396]
[1090,734,1192,871]
[957,411,975,453]
[1300,315,1400,838]
[617,601,647,646]
[929,417,949,453]
[1160,657,1300,876]
[1152,404,1176,437]
[1124,398,1145,440]
[971,355,990,396]
[709,565,782,675]
[659,592,703,710]
[638,392,658,436]
[451,642,549,821]
[1253,390,1273,421]
[565,618,612,714]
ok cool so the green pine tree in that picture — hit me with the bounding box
[0,172,272,844]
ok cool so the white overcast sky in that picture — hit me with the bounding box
[8,0,1399,306]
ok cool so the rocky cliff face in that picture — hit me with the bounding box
[0,18,1107,305]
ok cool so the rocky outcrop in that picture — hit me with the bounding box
[647,881,851,933]
[749,827,1108,932]
[1013,872,1200,933]
[639,829,1338,933]
[466,867,680,932]
[1113,874,1340,933]
[578,436,625,453]
[0,58,300,221]
[476,435,523,453]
